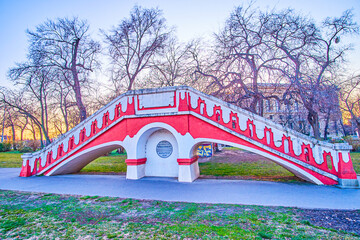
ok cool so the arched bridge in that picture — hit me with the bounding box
[20,86,359,187]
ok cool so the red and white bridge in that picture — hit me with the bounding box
[20,86,359,187]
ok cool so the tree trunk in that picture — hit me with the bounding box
[10,121,16,150]
[128,75,135,91]
[71,38,87,122]
[71,75,87,122]
[39,127,46,148]
[323,108,331,140]
[20,129,24,141]
[63,100,69,132]
[308,110,320,139]
[1,108,5,143]
[339,118,347,136]
[32,129,37,141]
[356,120,360,138]
[19,116,28,141]
[42,125,51,146]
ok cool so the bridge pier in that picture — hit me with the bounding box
[177,156,200,182]
[125,158,147,180]
[337,152,359,188]
[125,157,200,182]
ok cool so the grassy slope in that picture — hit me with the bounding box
[0,152,24,168]
[0,190,358,239]
[1,151,359,179]
[198,162,296,181]
[80,152,127,173]
[350,152,360,174]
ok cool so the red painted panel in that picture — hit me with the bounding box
[177,156,199,165]
[338,152,358,180]
[19,160,31,177]
[178,92,189,111]
[126,158,147,166]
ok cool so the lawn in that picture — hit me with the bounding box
[0,151,24,168]
[0,190,359,239]
[349,152,360,175]
[80,152,127,173]
[198,161,297,181]
[0,151,128,173]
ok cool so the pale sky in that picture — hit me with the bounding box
[0,0,359,87]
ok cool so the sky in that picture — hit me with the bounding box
[0,0,359,88]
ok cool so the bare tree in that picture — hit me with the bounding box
[1,90,52,145]
[0,104,6,142]
[15,115,29,141]
[53,76,78,133]
[28,118,39,141]
[144,38,197,88]
[103,6,171,92]
[3,65,55,145]
[341,74,360,136]
[25,17,100,121]
[194,6,293,115]
[268,9,358,138]
[197,5,358,139]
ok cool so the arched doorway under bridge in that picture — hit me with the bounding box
[190,139,323,184]
[125,123,199,182]
[45,142,127,176]
[193,141,308,183]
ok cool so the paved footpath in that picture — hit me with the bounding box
[1,168,359,210]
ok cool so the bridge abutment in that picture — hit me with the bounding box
[178,156,200,182]
[125,158,147,180]
[337,152,359,188]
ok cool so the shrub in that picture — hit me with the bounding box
[344,136,360,152]
[13,140,40,152]
[0,142,12,152]
[329,137,345,143]
[19,147,33,153]
[14,141,26,152]
[27,140,41,152]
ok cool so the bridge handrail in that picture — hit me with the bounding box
[177,86,351,151]
[28,90,135,159]
[28,85,351,161]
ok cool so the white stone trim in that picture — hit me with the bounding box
[126,165,146,180]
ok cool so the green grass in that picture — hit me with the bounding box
[222,146,242,150]
[199,161,294,178]
[80,151,127,173]
[0,150,128,173]
[0,151,23,168]
[349,152,360,174]
[0,190,358,239]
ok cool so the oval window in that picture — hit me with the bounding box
[156,141,173,158]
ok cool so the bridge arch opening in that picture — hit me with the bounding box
[189,139,321,184]
[47,142,127,176]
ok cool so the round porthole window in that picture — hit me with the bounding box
[156,140,173,158]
